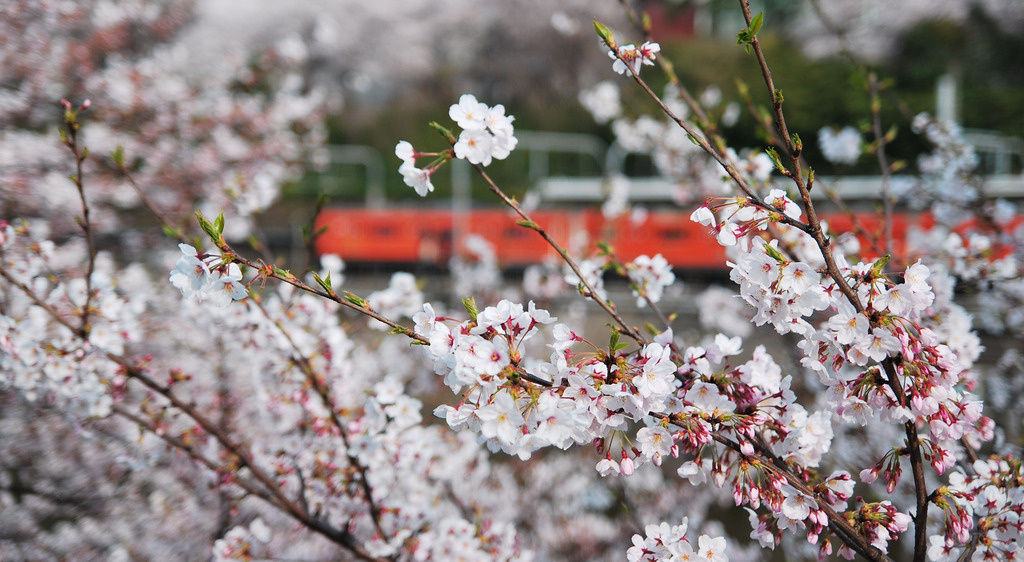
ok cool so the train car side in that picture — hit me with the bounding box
[313,207,954,269]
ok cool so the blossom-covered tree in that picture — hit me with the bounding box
[2,1,1023,561]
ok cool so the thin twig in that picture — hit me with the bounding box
[471,163,649,346]
[220,246,553,388]
[63,116,97,340]
[251,298,388,540]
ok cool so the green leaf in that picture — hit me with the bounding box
[195,211,219,242]
[749,12,764,36]
[214,212,225,236]
[516,219,539,231]
[762,242,786,262]
[312,271,332,293]
[765,147,784,172]
[884,124,898,143]
[343,291,367,308]
[462,296,479,323]
[593,20,615,47]
[161,225,178,239]
[734,78,750,99]
[111,144,125,168]
[609,330,620,351]
[871,254,891,274]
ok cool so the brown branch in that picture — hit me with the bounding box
[62,116,97,341]
[615,0,716,133]
[737,3,931,557]
[0,261,382,560]
[251,298,388,540]
[880,358,929,562]
[700,425,892,561]
[111,404,383,561]
[605,39,813,237]
[220,249,553,388]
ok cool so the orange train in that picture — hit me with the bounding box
[313,207,934,270]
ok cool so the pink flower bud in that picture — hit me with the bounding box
[740,440,754,456]
[620,453,635,476]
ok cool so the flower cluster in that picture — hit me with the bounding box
[578,80,622,124]
[626,253,676,307]
[903,113,983,224]
[0,222,138,418]
[927,457,1023,561]
[450,94,518,166]
[626,518,727,562]
[395,94,518,197]
[394,140,437,197]
[213,519,271,561]
[610,41,661,76]
[817,126,862,165]
[168,243,247,307]
[725,241,831,336]
[690,190,801,247]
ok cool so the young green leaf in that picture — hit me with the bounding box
[344,291,367,308]
[593,20,615,48]
[462,296,479,323]
[749,12,764,36]
[111,144,125,168]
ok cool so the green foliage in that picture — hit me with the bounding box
[892,8,1024,135]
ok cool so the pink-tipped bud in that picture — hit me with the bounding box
[859,467,879,484]
[619,452,635,476]
[740,440,755,456]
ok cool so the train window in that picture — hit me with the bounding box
[373,225,396,237]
